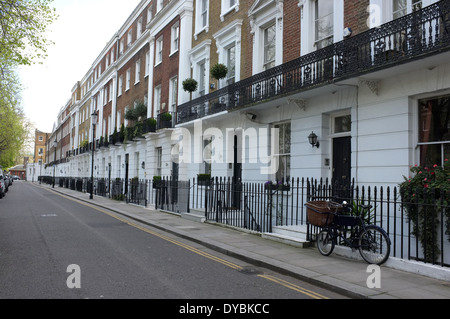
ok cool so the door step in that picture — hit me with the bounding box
[263,225,311,248]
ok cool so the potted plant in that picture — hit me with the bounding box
[159,112,173,129]
[264,181,290,192]
[197,173,211,186]
[210,63,228,81]
[80,139,89,153]
[134,101,148,121]
[125,108,138,122]
[144,118,157,133]
[110,127,118,145]
[118,124,125,144]
[133,122,144,140]
[182,78,198,93]
[103,134,109,147]
[153,176,163,188]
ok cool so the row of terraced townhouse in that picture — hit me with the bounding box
[28,0,450,193]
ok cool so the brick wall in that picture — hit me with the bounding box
[344,0,371,36]
[283,0,301,63]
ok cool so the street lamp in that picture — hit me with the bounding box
[53,139,57,188]
[90,110,98,200]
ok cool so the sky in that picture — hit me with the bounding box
[18,0,142,133]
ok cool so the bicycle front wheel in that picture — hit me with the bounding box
[358,226,391,265]
[317,229,335,256]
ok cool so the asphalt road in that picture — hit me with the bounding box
[0,182,346,301]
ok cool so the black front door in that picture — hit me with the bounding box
[333,137,351,188]
[172,161,179,205]
[232,135,242,209]
[125,154,129,194]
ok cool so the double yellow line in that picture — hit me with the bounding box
[258,274,329,300]
[50,188,329,299]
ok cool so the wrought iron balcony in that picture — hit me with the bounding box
[177,0,450,125]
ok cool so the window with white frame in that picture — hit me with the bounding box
[226,44,236,85]
[154,85,162,113]
[393,0,422,19]
[171,22,180,54]
[124,106,129,127]
[117,110,121,128]
[169,76,178,112]
[127,30,133,46]
[118,75,123,96]
[196,0,209,36]
[137,18,143,37]
[156,0,163,13]
[135,60,141,84]
[315,0,334,49]
[156,36,163,65]
[221,0,238,19]
[213,20,242,87]
[369,0,424,26]
[189,40,211,99]
[145,51,150,77]
[263,24,276,70]
[120,39,124,54]
[418,94,450,168]
[126,69,131,91]
[147,5,153,24]
[103,87,107,106]
[274,122,291,183]
[198,61,206,97]
[203,137,212,175]
[156,147,162,176]
[109,83,113,102]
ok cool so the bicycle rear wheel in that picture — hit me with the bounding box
[317,229,335,256]
[358,226,391,265]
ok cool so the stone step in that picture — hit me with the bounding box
[181,208,206,223]
[263,225,311,248]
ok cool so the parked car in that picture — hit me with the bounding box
[12,175,21,181]
[2,172,9,193]
[0,173,5,199]
[5,173,12,187]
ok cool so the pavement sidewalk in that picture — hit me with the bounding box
[38,182,450,299]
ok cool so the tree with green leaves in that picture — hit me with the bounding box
[0,0,58,66]
[0,0,57,168]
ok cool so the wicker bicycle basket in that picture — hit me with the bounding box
[305,201,343,227]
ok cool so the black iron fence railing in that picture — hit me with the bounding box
[39,175,450,267]
[177,0,450,125]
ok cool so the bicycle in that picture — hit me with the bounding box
[305,201,391,265]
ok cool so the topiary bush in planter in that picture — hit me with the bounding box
[182,78,198,93]
[210,63,228,80]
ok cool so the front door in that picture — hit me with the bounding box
[232,135,242,209]
[333,137,351,188]
[125,153,129,194]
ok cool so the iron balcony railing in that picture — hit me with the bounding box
[177,0,450,125]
